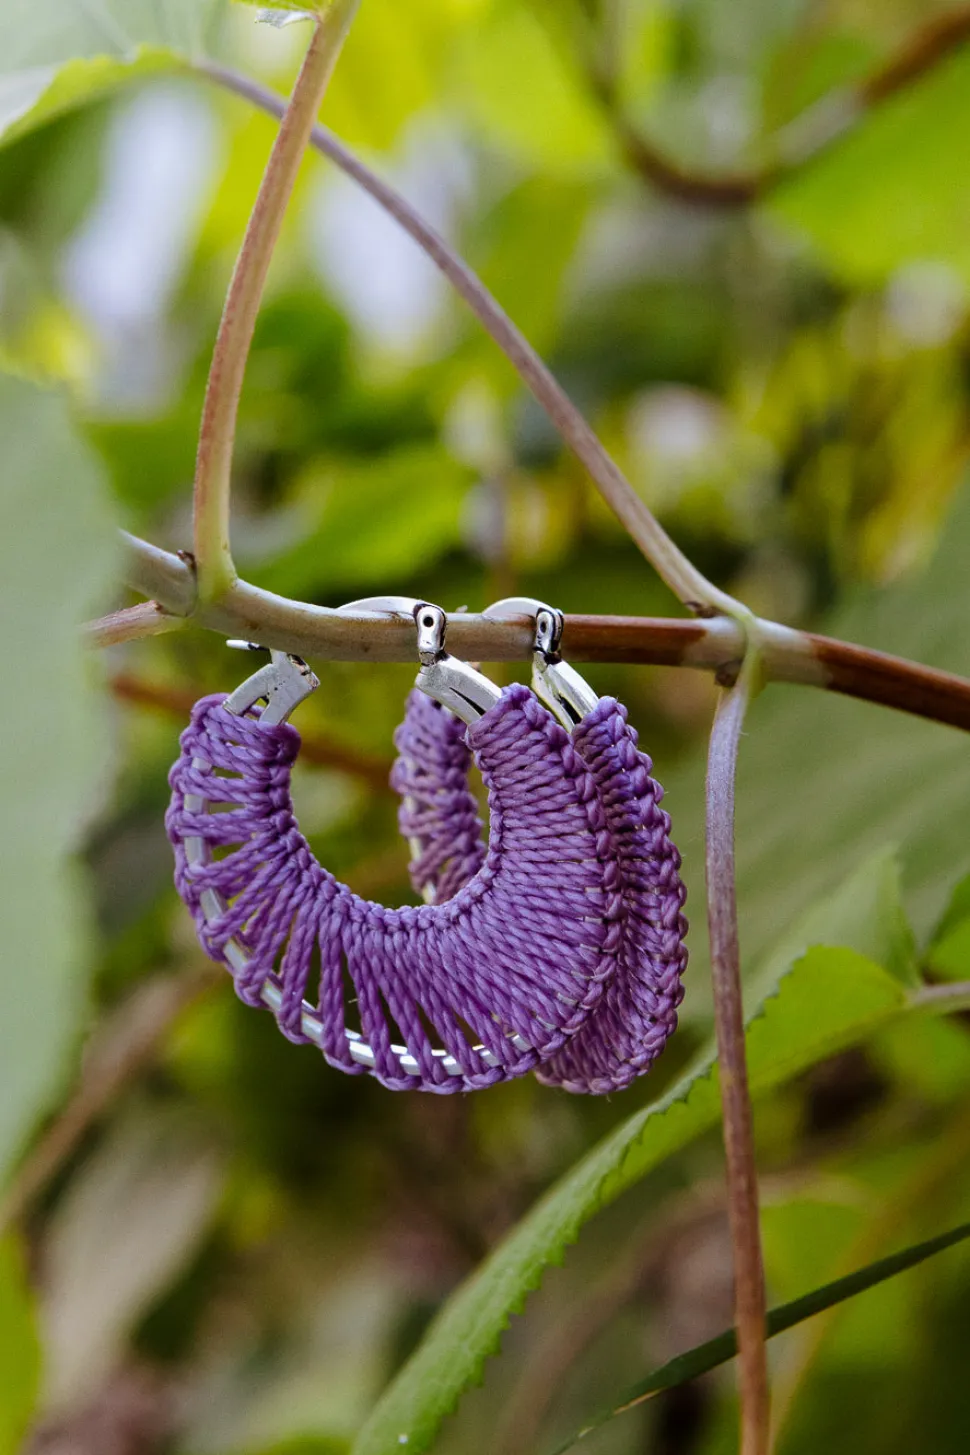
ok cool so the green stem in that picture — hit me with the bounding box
[192,1,361,603]
[200,61,747,621]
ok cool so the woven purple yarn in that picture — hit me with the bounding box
[391,690,487,904]
[166,684,632,1094]
[391,690,687,1093]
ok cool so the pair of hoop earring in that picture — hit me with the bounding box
[166,597,687,1095]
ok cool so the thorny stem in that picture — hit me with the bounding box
[706,651,770,1455]
[192,2,360,603]
[200,61,744,621]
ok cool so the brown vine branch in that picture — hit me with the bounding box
[862,6,970,104]
[193,1,360,602]
[101,532,970,734]
[200,61,742,619]
[706,654,770,1455]
[110,671,394,791]
[601,5,970,207]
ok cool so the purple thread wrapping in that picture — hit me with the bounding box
[392,691,687,1092]
[166,685,637,1094]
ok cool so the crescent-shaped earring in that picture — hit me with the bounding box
[391,598,688,1094]
[166,600,630,1093]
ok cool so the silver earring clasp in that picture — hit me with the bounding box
[484,596,600,727]
[338,596,501,727]
[222,642,319,725]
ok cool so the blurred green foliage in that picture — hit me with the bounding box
[3,2,970,1454]
[0,1236,40,1455]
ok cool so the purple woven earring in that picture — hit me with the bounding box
[391,598,688,1094]
[166,600,666,1094]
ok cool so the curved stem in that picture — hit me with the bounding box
[199,61,743,620]
[706,652,770,1455]
[193,2,360,602]
[586,6,970,207]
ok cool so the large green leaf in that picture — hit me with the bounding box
[0,1234,41,1455]
[766,45,970,284]
[247,446,470,598]
[0,0,227,147]
[0,373,118,1180]
[352,943,908,1455]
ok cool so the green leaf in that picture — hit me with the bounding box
[666,483,970,1013]
[551,1215,970,1453]
[766,45,970,284]
[925,871,970,981]
[247,446,469,598]
[0,373,118,1180]
[0,1234,41,1455]
[0,0,227,148]
[352,945,906,1455]
[450,6,612,172]
[746,848,919,1005]
[467,176,593,369]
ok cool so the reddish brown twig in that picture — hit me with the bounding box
[862,7,970,103]
[103,541,970,736]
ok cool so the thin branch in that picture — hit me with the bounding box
[706,652,770,1455]
[193,2,361,602]
[110,671,395,791]
[862,6,970,105]
[0,967,217,1233]
[803,632,970,732]
[120,531,196,613]
[112,532,970,733]
[909,979,970,1015]
[200,61,742,619]
[598,6,970,207]
[82,601,183,648]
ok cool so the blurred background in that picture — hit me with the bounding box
[4,1,970,1452]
